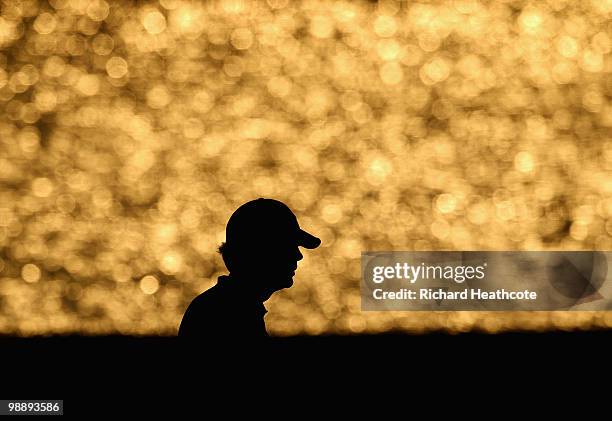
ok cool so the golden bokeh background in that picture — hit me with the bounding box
[0,0,611,336]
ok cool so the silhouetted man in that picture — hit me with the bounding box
[178,198,320,342]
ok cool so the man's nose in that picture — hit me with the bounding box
[296,248,303,261]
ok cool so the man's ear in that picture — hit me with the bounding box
[218,242,234,272]
[217,242,228,255]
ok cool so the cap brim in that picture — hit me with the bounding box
[298,229,321,249]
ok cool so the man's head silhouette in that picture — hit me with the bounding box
[178,198,320,340]
[218,198,320,300]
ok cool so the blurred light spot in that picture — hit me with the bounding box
[112,264,132,283]
[418,32,441,52]
[581,49,603,72]
[570,221,588,241]
[431,219,450,239]
[106,56,128,78]
[377,38,401,61]
[18,127,40,154]
[91,33,114,55]
[86,0,110,22]
[160,251,183,274]
[34,89,57,112]
[366,156,393,185]
[267,76,291,97]
[143,11,167,35]
[76,74,100,96]
[140,275,160,294]
[519,9,544,34]
[374,15,397,37]
[223,56,244,77]
[436,194,457,214]
[514,151,535,173]
[42,56,66,77]
[582,89,603,113]
[146,84,171,109]
[380,62,403,85]
[155,223,178,245]
[32,177,54,198]
[310,15,334,38]
[321,204,343,224]
[557,35,579,58]
[420,57,451,85]
[171,4,204,36]
[22,264,41,283]
[33,12,57,34]
[552,60,577,84]
[467,202,490,225]
[591,32,610,54]
[348,315,366,333]
[230,27,254,50]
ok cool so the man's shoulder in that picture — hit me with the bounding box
[178,284,227,337]
[186,280,241,313]
[188,284,223,309]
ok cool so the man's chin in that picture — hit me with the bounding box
[281,277,294,288]
[261,277,294,298]
[276,276,294,289]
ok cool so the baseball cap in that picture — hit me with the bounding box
[225,198,321,249]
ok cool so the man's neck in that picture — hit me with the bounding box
[225,273,274,303]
